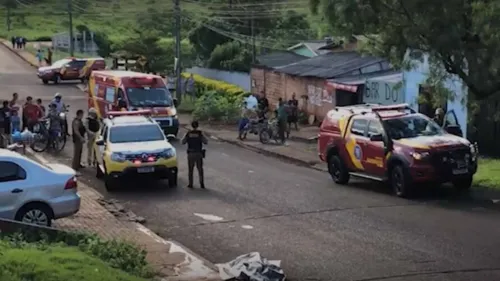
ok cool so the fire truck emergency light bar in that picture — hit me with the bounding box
[107,110,152,118]
[371,103,415,113]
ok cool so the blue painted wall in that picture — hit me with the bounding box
[403,55,468,136]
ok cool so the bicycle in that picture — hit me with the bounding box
[30,119,66,153]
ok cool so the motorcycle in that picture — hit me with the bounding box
[240,118,265,140]
[259,118,282,144]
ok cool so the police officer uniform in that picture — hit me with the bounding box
[182,123,208,188]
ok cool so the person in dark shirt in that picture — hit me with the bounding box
[72,110,86,172]
[287,92,299,131]
[258,91,269,119]
[181,120,208,188]
[0,101,11,147]
[36,98,46,116]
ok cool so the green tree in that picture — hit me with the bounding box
[135,7,173,37]
[310,0,500,101]
[116,31,195,74]
[207,41,252,72]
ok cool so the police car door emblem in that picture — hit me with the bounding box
[354,145,362,160]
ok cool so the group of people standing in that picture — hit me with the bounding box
[0,92,100,175]
[10,36,26,49]
[35,48,53,66]
[239,91,300,145]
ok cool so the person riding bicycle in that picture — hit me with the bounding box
[52,93,69,136]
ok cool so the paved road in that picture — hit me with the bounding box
[2,44,500,281]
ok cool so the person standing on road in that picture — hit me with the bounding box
[276,98,288,145]
[23,96,42,131]
[184,73,195,100]
[0,101,11,148]
[11,37,15,49]
[9,92,18,109]
[85,108,100,167]
[35,49,44,66]
[52,93,69,136]
[46,47,53,65]
[36,98,46,116]
[181,120,208,189]
[72,110,86,172]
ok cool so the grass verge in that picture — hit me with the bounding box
[473,158,500,190]
[177,96,196,113]
[0,232,155,281]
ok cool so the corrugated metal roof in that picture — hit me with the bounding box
[328,70,402,85]
[274,51,386,79]
[256,51,308,68]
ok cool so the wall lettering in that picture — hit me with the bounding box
[363,80,404,105]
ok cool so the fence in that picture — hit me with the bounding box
[186,67,250,92]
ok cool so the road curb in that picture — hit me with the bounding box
[0,41,38,68]
[182,124,327,173]
[23,148,221,281]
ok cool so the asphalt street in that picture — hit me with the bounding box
[1,44,500,281]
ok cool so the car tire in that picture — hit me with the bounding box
[15,202,54,227]
[104,176,119,191]
[54,74,61,84]
[452,175,473,192]
[328,154,350,184]
[168,172,178,188]
[42,79,49,85]
[390,164,414,198]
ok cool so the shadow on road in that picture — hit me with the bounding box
[344,179,499,212]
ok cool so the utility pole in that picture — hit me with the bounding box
[67,0,74,56]
[251,14,256,63]
[6,6,11,31]
[174,0,182,104]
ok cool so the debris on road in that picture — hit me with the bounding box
[97,198,146,224]
[216,252,285,281]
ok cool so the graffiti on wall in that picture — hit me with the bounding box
[363,80,404,105]
[308,85,333,105]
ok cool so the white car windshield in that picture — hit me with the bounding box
[51,59,71,68]
[383,114,444,139]
[126,87,173,107]
[109,125,165,143]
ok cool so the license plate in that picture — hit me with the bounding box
[452,168,468,175]
[137,167,154,173]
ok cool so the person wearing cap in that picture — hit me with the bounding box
[52,93,69,136]
[85,108,100,166]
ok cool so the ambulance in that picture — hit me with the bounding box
[87,70,179,137]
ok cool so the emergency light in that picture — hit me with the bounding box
[131,77,157,85]
[107,109,152,119]
[372,103,414,112]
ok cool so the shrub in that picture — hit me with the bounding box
[32,36,52,42]
[2,232,154,278]
[181,73,245,97]
[193,90,242,124]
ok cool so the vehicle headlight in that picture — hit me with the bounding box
[159,148,176,158]
[469,143,477,155]
[172,115,178,119]
[110,152,126,162]
[411,151,430,160]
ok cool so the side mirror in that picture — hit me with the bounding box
[95,138,105,146]
[370,133,384,142]
[64,64,71,68]
[173,98,178,107]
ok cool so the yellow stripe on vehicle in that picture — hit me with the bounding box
[396,139,430,149]
[80,60,94,78]
[344,120,364,170]
[88,77,101,119]
[366,157,384,167]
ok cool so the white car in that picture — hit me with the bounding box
[0,149,81,227]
